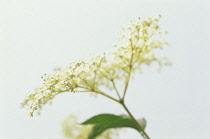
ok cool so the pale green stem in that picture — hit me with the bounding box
[111,79,121,100]
[119,100,150,139]
[122,38,134,100]
[93,90,120,103]
[94,87,150,139]
[122,70,131,100]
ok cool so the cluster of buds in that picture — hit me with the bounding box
[21,15,169,117]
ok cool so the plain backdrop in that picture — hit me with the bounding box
[0,0,210,139]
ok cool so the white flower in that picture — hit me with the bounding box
[21,15,169,117]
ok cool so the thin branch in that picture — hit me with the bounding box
[122,38,134,100]
[122,71,131,100]
[120,101,150,139]
[93,90,120,103]
[111,79,121,100]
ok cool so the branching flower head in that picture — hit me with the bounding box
[21,15,170,117]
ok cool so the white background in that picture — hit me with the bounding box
[0,0,210,139]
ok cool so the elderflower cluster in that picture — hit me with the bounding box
[62,114,119,139]
[21,15,169,117]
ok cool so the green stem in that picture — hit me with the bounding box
[122,40,134,100]
[120,100,150,139]
[111,79,121,100]
[122,71,131,100]
[94,90,120,103]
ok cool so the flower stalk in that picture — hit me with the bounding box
[108,77,150,139]
[21,15,169,138]
[120,101,150,139]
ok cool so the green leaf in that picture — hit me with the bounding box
[81,113,146,139]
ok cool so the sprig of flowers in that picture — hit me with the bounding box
[21,15,169,116]
[21,15,170,139]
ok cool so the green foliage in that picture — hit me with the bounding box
[81,113,146,139]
